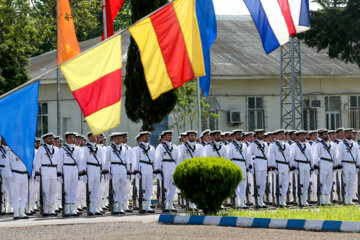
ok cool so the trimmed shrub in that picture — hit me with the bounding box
[173,157,243,214]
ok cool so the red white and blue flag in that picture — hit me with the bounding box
[244,0,310,54]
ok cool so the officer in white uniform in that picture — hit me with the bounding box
[154,130,179,212]
[290,130,313,206]
[177,130,201,210]
[307,130,318,203]
[5,147,29,219]
[202,130,226,158]
[56,132,81,217]
[120,132,133,212]
[105,132,130,214]
[0,136,11,215]
[226,129,251,208]
[132,131,156,213]
[34,133,59,216]
[336,128,360,204]
[248,129,269,208]
[313,129,336,205]
[83,132,105,215]
[268,129,291,207]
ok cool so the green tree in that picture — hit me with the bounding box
[124,0,177,131]
[0,0,40,95]
[300,0,360,67]
[170,81,219,134]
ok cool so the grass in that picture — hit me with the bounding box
[216,205,360,222]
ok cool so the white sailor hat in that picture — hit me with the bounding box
[317,128,328,134]
[35,137,41,142]
[75,133,82,138]
[162,130,173,136]
[87,131,93,137]
[232,129,243,135]
[42,132,54,139]
[139,131,151,137]
[186,130,198,135]
[110,132,123,138]
[243,132,253,137]
[64,132,76,138]
[210,130,222,136]
[54,136,60,140]
[119,132,128,136]
[135,134,140,140]
[328,130,336,134]
[200,129,211,138]
[273,129,285,134]
[288,130,296,134]
[220,132,226,137]
[308,130,317,135]
[343,128,354,133]
[253,129,265,134]
[335,127,344,133]
[295,130,307,136]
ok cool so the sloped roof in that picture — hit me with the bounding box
[28,15,360,80]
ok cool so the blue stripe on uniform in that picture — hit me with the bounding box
[243,0,280,54]
[286,219,306,230]
[252,218,271,228]
[219,217,237,227]
[189,216,205,225]
[322,221,342,232]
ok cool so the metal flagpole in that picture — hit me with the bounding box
[103,0,107,40]
[56,0,61,135]
[197,78,202,135]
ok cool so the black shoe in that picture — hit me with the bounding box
[26,212,34,216]
[20,216,29,219]
[119,211,126,215]
[43,213,50,217]
[112,211,120,215]
[125,209,133,213]
[146,209,155,213]
[89,212,95,216]
[64,214,70,217]
[170,209,177,212]
[13,216,19,220]
[163,209,170,213]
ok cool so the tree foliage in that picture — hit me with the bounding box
[300,0,360,67]
[124,0,177,131]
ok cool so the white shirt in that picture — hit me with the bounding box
[83,142,104,174]
[132,142,155,175]
[202,141,227,158]
[336,139,360,170]
[313,139,336,172]
[290,141,313,171]
[155,141,179,174]
[105,143,130,176]
[34,144,58,176]
[226,140,251,170]
[248,139,269,171]
[268,140,291,173]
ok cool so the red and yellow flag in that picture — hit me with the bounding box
[57,0,81,65]
[129,0,205,100]
[60,35,122,135]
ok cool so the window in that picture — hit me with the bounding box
[150,116,169,147]
[202,97,218,130]
[248,97,265,131]
[303,109,317,130]
[37,103,48,137]
[350,96,360,129]
[325,96,341,130]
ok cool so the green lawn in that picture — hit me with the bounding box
[217,206,360,222]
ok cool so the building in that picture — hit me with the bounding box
[29,15,360,146]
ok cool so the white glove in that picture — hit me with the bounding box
[294,169,299,175]
[250,168,254,174]
[157,174,162,181]
[57,177,63,183]
[153,174,156,179]
[274,170,278,175]
[105,173,112,181]
[135,173,141,179]
[83,175,88,183]
[35,175,41,182]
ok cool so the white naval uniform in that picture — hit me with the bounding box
[34,144,59,210]
[268,141,290,197]
[248,140,269,197]
[178,141,201,163]
[290,141,313,198]
[0,145,11,213]
[83,142,104,206]
[5,150,29,209]
[57,143,81,204]
[133,142,155,201]
[313,140,336,195]
[202,141,226,158]
[105,143,130,205]
[121,143,132,209]
[336,140,360,198]
[155,142,179,202]
[307,140,318,201]
[331,139,342,201]
[226,140,251,198]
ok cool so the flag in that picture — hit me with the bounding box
[244,0,310,54]
[289,0,310,33]
[60,35,122,135]
[102,0,125,40]
[57,0,81,65]
[0,82,39,175]
[196,0,217,97]
[129,0,205,100]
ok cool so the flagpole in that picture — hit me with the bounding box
[197,78,202,135]
[56,0,61,136]
[103,0,107,39]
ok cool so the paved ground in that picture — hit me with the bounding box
[0,214,359,240]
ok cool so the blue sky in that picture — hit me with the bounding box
[213,0,321,15]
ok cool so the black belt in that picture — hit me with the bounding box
[87,162,102,167]
[276,160,289,165]
[342,160,356,164]
[111,162,126,166]
[163,159,175,163]
[12,170,28,174]
[295,159,311,164]
[231,158,245,162]
[64,163,77,166]
[255,156,267,160]
[140,160,153,165]
[320,157,333,162]
[42,164,57,168]
[0,164,4,168]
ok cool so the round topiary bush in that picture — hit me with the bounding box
[173,157,243,214]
